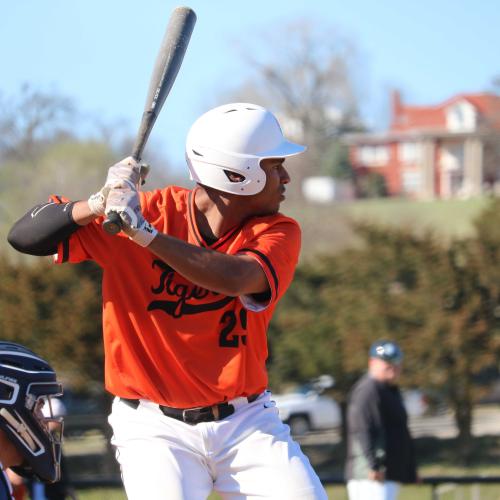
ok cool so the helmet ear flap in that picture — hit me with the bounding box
[0,378,18,403]
[186,151,266,196]
[0,408,39,451]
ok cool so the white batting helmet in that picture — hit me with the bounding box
[185,103,306,195]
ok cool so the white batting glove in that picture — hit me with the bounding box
[88,157,149,217]
[88,186,111,216]
[105,156,142,190]
[105,188,158,247]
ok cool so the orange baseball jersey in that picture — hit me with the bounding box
[53,186,301,408]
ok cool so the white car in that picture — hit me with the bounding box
[271,376,341,435]
[402,389,429,418]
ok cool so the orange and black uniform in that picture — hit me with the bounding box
[52,186,300,408]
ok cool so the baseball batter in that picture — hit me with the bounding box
[8,103,327,499]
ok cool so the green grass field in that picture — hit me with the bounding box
[69,431,500,499]
[286,196,490,260]
[74,483,500,499]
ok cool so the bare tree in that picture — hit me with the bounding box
[490,75,500,95]
[0,84,76,163]
[226,19,365,185]
[0,86,176,254]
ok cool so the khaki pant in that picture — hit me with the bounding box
[347,479,400,500]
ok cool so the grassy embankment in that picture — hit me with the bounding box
[286,197,489,260]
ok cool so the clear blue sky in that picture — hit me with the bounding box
[1,0,498,171]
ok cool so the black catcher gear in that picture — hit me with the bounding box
[0,342,63,483]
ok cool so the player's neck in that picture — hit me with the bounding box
[194,187,251,239]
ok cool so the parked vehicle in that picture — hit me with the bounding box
[272,377,440,435]
[402,389,429,418]
[272,375,341,435]
[403,388,448,416]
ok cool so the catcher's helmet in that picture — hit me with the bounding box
[369,340,403,364]
[185,103,306,196]
[0,342,63,482]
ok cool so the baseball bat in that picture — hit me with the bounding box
[103,6,197,235]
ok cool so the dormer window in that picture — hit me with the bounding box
[446,100,477,132]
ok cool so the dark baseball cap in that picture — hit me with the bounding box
[369,340,403,364]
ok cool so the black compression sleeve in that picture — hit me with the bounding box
[7,201,80,256]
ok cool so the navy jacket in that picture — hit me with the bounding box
[345,374,417,483]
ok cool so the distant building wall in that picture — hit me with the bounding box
[347,91,500,200]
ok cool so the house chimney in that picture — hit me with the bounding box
[391,90,403,127]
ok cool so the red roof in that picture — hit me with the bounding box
[463,94,500,128]
[390,92,500,132]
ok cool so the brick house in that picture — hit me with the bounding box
[346,91,500,199]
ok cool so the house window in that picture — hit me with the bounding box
[441,143,464,171]
[402,170,422,193]
[446,101,476,132]
[358,145,389,166]
[399,142,420,164]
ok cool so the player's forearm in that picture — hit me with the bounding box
[72,200,100,225]
[148,233,267,297]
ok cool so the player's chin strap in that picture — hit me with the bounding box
[0,408,38,451]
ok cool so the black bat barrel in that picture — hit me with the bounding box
[102,7,196,235]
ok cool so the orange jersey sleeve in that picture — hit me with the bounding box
[237,217,301,311]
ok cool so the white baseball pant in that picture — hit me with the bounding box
[347,479,400,500]
[108,392,327,499]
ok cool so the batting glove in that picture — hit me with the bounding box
[88,157,150,217]
[105,187,158,247]
[105,156,144,190]
[88,186,111,217]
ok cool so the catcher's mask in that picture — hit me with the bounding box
[0,341,63,483]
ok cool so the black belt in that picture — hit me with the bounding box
[120,394,259,425]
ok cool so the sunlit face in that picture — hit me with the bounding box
[245,157,290,216]
[369,357,402,384]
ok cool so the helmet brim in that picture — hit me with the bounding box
[260,139,306,159]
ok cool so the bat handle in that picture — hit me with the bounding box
[102,211,123,235]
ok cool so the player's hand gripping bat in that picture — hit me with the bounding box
[103,6,197,235]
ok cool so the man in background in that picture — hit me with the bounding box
[345,340,417,500]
